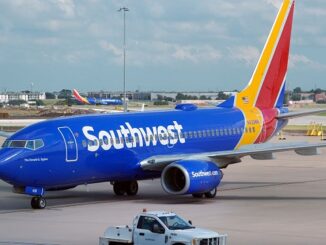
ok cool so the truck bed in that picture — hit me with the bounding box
[100,225,133,245]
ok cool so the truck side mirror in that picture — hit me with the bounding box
[188,220,192,225]
[153,224,164,234]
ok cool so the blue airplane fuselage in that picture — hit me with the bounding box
[0,107,287,189]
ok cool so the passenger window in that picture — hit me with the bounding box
[206,130,211,137]
[198,131,202,138]
[216,129,219,136]
[193,132,197,138]
[189,132,193,138]
[228,128,232,135]
[202,131,206,137]
[211,130,215,136]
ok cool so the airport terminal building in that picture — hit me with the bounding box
[0,92,46,103]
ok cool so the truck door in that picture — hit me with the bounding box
[134,216,166,245]
[58,126,78,162]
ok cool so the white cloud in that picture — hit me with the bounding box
[99,41,122,57]
[56,0,76,18]
[172,45,222,63]
[304,7,326,16]
[229,46,260,66]
[265,0,283,9]
[290,54,326,69]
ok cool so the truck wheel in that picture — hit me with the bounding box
[113,182,126,196]
[126,181,138,196]
[204,187,217,198]
[192,193,204,198]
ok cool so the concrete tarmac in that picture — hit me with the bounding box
[0,136,326,244]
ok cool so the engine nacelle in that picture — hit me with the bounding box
[161,160,222,195]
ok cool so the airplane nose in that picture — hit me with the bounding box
[0,149,20,181]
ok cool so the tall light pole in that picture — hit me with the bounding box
[118,7,129,112]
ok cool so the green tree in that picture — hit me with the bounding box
[45,92,55,99]
[293,87,302,93]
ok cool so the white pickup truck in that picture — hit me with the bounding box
[99,210,227,245]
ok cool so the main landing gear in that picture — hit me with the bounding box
[31,196,47,209]
[192,187,217,199]
[113,181,139,196]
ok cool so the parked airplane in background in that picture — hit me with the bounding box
[73,89,123,106]
[0,0,326,209]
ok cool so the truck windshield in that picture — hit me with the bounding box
[159,215,194,230]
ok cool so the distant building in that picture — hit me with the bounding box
[315,92,326,103]
[0,92,46,103]
[84,91,237,101]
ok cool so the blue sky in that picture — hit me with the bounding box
[0,0,325,92]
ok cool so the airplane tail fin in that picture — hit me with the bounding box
[73,89,90,105]
[234,0,295,110]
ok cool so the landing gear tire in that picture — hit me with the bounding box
[192,193,204,198]
[126,181,138,196]
[113,181,139,196]
[204,187,217,199]
[31,196,47,209]
[113,182,126,196]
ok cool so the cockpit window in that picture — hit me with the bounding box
[25,140,35,150]
[2,139,44,150]
[9,140,27,148]
[35,139,44,149]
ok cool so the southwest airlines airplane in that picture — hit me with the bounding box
[1,0,326,209]
[73,89,123,105]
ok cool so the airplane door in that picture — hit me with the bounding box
[58,127,78,162]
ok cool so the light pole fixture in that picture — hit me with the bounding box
[118,7,129,112]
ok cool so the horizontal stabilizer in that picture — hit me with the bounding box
[277,109,326,119]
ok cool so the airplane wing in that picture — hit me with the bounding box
[277,109,326,119]
[140,141,326,171]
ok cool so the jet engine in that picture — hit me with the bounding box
[161,160,222,195]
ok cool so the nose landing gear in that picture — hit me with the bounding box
[31,196,47,209]
[113,181,138,196]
